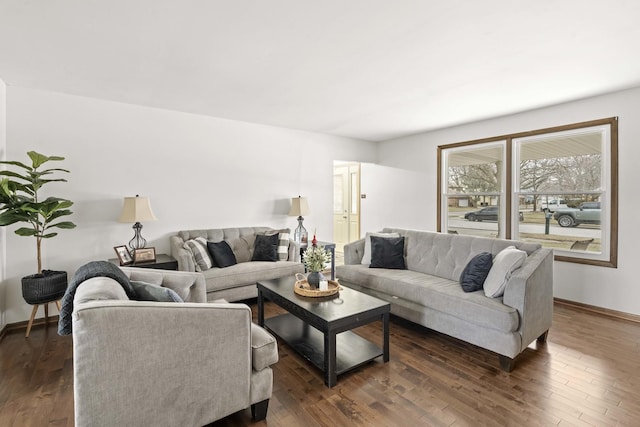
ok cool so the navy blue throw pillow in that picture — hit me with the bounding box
[252,233,279,262]
[370,236,406,269]
[459,252,493,292]
[206,241,237,268]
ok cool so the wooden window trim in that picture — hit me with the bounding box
[437,117,618,268]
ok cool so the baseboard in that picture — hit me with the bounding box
[0,324,7,343]
[554,298,640,323]
[0,315,60,342]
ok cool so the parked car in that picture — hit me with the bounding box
[540,199,568,210]
[553,202,601,227]
[464,206,524,222]
[464,206,498,221]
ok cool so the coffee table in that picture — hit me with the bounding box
[257,277,390,388]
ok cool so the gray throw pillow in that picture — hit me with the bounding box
[130,280,184,302]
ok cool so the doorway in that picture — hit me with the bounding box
[333,162,361,254]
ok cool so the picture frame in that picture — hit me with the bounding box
[114,245,133,265]
[133,247,156,263]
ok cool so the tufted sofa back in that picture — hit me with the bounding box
[381,228,542,282]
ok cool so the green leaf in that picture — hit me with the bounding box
[0,160,32,171]
[15,227,38,237]
[41,232,58,238]
[27,151,58,169]
[40,168,71,174]
[0,212,27,226]
[0,170,31,181]
[45,209,74,222]
[45,221,76,230]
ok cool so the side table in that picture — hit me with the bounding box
[108,254,178,270]
[300,241,336,279]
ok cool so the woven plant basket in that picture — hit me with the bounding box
[21,270,68,305]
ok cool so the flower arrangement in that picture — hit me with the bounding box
[302,245,331,273]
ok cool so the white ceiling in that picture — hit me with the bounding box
[1,1,639,142]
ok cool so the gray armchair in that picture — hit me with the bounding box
[72,267,278,427]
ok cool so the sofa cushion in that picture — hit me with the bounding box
[361,232,400,265]
[370,236,405,269]
[201,261,303,293]
[224,237,253,263]
[459,252,492,293]
[130,280,184,302]
[336,264,519,333]
[207,241,238,268]
[252,234,279,262]
[183,237,213,271]
[484,246,527,298]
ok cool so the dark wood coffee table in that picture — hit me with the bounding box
[257,277,390,388]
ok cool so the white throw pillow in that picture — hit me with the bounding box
[483,246,527,298]
[361,232,400,265]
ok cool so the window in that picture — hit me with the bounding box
[438,117,618,267]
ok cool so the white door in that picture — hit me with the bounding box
[333,163,360,251]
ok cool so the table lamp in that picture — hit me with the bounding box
[288,196,310,248]
[119,195,157,251]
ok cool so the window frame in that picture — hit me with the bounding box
[437,117,618,268]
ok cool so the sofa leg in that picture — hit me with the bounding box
[537,330,549,343]
[251,399,269,421]
[499,355,515,372]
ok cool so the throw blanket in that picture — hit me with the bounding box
[58,261,136,335]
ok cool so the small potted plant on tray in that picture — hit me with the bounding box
[302,245,331,288]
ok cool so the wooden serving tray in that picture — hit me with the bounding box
[294,273,341,297]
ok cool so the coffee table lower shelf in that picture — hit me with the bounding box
[264,313,383,377]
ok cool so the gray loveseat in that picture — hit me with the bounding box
[336,228,554,371]
[72,267,278,426]
[170,226,304,302]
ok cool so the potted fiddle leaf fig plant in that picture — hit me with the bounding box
[0,151,76,304]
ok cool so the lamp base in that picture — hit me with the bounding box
[128,222,147,251]
[294,216,308,248]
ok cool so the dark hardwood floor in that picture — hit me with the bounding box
[1,301,639,426]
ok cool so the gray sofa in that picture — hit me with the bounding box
[170,227,304,302]
[72,267,278,426]
[336,228,554,371]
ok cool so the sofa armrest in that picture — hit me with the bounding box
[120,267,206,303]
[343,238,366,264]
[73,301,252,426]
[503,248,554,350]
[250,323,279,371]
[170,235,196,272]
[288,239,301,262]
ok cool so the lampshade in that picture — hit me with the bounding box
[119,196,157,223]
[288,196,310,216]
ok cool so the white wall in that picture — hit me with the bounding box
[4,86,376,323]
[359,162,430,235]
[0,77,6,329]
[372,86,640,316]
